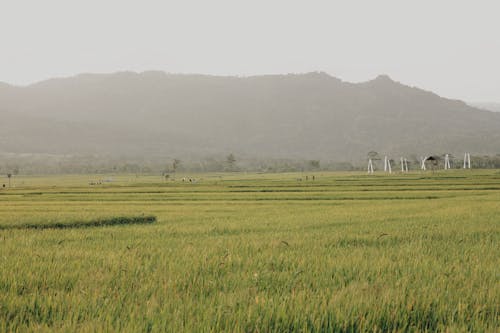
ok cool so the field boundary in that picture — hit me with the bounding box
[0,215,157,230]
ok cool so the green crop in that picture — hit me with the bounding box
[0,170,498,332]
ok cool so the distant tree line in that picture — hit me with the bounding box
[1,153,500,175]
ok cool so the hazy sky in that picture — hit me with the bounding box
[1,0,499,101]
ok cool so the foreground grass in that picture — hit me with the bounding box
[0,171,499,332]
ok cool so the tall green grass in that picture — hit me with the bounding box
[0,170,498,332]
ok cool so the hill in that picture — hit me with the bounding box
[1,71,499,161]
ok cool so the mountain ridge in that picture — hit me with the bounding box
[469,102,500,113]
[1,71,499,161]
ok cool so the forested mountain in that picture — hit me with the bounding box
[1,71,499,161]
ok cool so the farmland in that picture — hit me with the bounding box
[0,171,499,332]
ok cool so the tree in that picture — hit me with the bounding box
[226,154,237,171]
[309,160,320,170]
[7,173,12,188]
[172,159,181,173]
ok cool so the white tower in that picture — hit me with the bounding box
[463,153,471,169]
[421,157,427,171]
[401,157,409,173]
[444,154,451,170]
[367,159,374,174]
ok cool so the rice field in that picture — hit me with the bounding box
[0,170,499,332]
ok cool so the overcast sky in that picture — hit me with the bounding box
[1,0,499,101]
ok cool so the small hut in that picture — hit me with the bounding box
[423,156,440,171]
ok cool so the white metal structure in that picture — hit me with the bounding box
[367,159,374,174]
[384,156,392,174]
[400,157,409,173]
[463,153,471,169]
[420,156,427,170]
[444,154,451,170]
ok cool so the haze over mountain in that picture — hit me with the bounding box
[1,71,499,162]
[468,102,500,113]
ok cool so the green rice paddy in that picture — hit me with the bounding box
[0,171,499,332]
